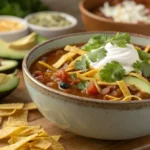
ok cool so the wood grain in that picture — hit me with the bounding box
[1,71,150,150]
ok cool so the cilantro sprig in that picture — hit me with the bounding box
[99,61,126,82]
[75,81,89,90]
[75,56,89,72]
[137,49,150,60]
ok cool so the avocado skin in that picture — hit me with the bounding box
[0,89,15,99]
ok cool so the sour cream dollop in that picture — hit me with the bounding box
[90,42,141,74]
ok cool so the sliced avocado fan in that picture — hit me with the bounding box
[0,71,20,99]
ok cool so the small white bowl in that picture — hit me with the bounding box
[0,16,29,42]
[25,11,78,38]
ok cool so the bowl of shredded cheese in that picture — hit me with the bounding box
[0,16,28,42]
[79,0,150,36]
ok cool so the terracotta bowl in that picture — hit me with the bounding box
[23,32,150,140]
[79,0,150,36]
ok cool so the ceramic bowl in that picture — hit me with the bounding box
[23,32,150,140]
[79,0,150,36]
[25,11,78,39]
[0,16,29,42]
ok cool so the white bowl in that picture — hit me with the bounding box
[25,11,78,38]
[0,16,29,42]
[23,32,150,140]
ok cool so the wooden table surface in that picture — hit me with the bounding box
[1,71,150,150]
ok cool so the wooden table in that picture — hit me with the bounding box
[1,71,150,150]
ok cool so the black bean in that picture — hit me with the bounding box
[59,82,70,89]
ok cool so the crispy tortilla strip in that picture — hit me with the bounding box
[104,95,121,101]
[81,69,98,77]
[68,70,82,74]
[0,133,38,150]
[117,80,131,101]
[92,79,101,93]
[122,95,142,101]
[77,73,93,81]
[128,73,150,85]
[66,56,82,72]
[31,139,52,150]
[4,110,28,127]
[0,109,16,117]
[64,45,86,55]
[0,117,2,125]
[53,52,77,69]
[97,81,117,86]
[23,102,37,110]
[0,127,23,139]
[38,61,57,71]
[144,45,150,53]
[0,103,24,110]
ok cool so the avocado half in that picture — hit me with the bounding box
[0,72,20,99]
[0,60,18,73]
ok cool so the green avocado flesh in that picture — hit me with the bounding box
[123,76,150,94]
[0,60,18,73]
[0,75,20,98]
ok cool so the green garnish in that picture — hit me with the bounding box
[70,73,77,79]
[87,47,107,62]
[133,60,150,77]
[99,61,126,82]
[75,81,89,90]
[137,49,150,60]
[75,56,89,72]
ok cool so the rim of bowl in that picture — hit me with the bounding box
[24,11,78,31]
[0,15,28,35]
[79,0,150,26]
[23,31,150,105]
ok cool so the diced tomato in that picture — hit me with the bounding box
[55,70,70,82]
[87,82,99,95]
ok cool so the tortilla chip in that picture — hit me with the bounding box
[0,133,38,150]
[38,129,49,137]
[4,110,28,127]
[0,103,24,110]
[0,117,2,125]
[53,52,77,69]
[23,102,37,110]
[0,109,16,117]
[0,127,23,139]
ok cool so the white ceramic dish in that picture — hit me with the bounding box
[25,11,78,39]
[23,32,150,140]
[0,16,29,42]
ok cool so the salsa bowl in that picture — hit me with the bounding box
[23,32,150,140]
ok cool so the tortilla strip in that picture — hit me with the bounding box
[0,133,38,150]
[117,80,131,101]
[144,45,150,53]
[104,95,121,101]
[4,110,28,127]
[0,103,24,110]
[53,52,77,69]
[122,95,142,101]
[66,56,82,72]
[64,45,86,55]
[38,61,57,71]
[81,69,98,77]
[128,73,150,85]
[23,102,37,110]
[97,81,117,86]
[92,79,101,93]
[77,73,93,81]
[68,70,82,74]
[0,109,16,117]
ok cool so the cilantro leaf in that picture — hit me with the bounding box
[133,61,142,73]
[70,73,77,79]
[82,34,110,51]
[141,60,150,77]
[110,33,130,48]
[75,56,89,72]
[137,49,150,60]
[99,61,126,82]
[75,81,89,90]
[87,47,107,62]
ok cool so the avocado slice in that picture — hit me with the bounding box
[0,72,20,99]
[123,76,150,94]
[0,60,18,73]
[0,34,47,60]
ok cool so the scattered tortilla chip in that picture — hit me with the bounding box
[38,129,49,137]
[53,52,77,69]
[0,117,2,125]
[38,61,57,71]
[0,109,16,117]
[0,127,23,139]
[0,133,38,150]
[117,80,131,101]
[23,102,37,110]
[0,103,24,110]
[4,110,28,127]
[144,45,150,53]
